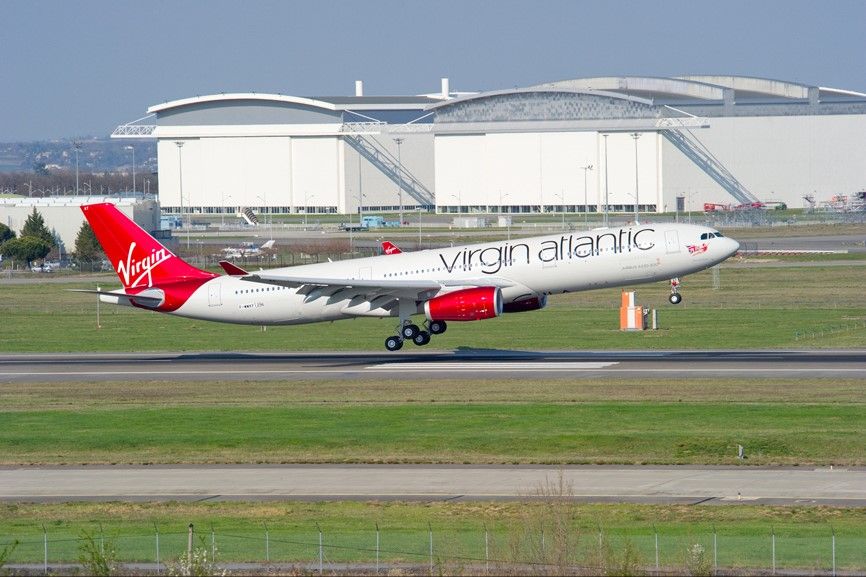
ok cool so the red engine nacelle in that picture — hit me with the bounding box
[502,293,548,313]
[424,287,503,321]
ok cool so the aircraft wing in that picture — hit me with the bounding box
[241,272,515,302]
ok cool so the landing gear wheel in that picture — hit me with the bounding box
[401,323,420,340]
[428,320,447,335]
[669,278,682,305]
[385,335,404,351]
[412,330,431,346]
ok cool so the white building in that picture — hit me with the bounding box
[0,196,158,249]
[113,76,866,216]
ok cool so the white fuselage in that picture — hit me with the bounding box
[165,224,738,325]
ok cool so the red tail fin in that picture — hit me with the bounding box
[382,241,402,255]
[81,203,216,290]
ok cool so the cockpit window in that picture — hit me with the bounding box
[701,231,725,240]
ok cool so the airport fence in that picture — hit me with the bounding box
[2,523,864,575]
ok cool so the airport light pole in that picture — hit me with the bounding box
[256,195,269,234]
[499,192,512,240]
[630,132,641,225]
[602,134,610,228]
[303,192,316,228]
[450,192,461,214]
[174,141,189,248]
[73,141,82,196]
[124,145,136,195]
[581,164,593,227]
[556,190,565,229]
[394,137,404,225]
[221,193,232,228]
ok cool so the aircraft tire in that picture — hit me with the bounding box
[385,336,404,351]
[401,323,420,339]
[413,331,431,346]
[429,320,447,335]
[669,293,683,305]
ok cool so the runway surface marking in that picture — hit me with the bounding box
[366,362,618,371]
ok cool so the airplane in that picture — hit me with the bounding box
[381,241,402,255]
[220,239,275,259]
[78,202,739,351]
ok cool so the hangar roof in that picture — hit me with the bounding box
[529,75,866,104]
[148,92,435,115]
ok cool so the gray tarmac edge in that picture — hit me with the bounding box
[2,465,866,506]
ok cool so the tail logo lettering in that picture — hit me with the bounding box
[116,242,172,288]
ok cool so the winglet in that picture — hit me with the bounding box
[219,260,249,276]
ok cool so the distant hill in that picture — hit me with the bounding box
[0,138,156,174]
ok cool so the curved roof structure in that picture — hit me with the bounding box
[531,76,729,101]
[148,92,433,115]
[677,75,813,100]
[114,75,866,139]
[525,75,866,104]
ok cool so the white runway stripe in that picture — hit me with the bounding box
[367,362,618,371]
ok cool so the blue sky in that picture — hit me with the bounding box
[2,0,865,141]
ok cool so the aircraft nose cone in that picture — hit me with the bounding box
[726,237,740,257]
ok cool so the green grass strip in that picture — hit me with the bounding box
[2,403,864,465]
[1,502,864,569]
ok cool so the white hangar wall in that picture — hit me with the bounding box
[662,114,866,210]
[157,135,344,215]
[435,131,660,213]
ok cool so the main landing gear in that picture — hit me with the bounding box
[669,278,683,304]
[384,319,448,351]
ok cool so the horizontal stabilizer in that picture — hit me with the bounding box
[69,288,165,308]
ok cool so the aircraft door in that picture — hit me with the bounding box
[664,230,680,254]
[208,283,222,307]
[358,267,372,280]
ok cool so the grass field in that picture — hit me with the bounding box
[1,260,865,466]
[2,501,865,571]
[2,376,865,466]
[1,252,865,573]
[1,260,865,352]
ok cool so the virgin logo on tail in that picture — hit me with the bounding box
[116,242,173,288]
[382,241,402,255]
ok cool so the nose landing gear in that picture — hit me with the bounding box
[669,278,683,304]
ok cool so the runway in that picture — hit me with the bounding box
[1,349,864,382]
[2,464,865,506]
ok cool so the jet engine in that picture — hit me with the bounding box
[502,293,548,313]
[424,287,503,321]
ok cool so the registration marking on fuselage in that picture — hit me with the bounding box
[366,362,619,371]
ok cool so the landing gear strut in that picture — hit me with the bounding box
[384,301,448,350]
[669,278,683,305]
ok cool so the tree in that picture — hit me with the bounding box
[0,236,52,266]
[73,221,104,266]
[0,223,14,244]
[21,207,55,246]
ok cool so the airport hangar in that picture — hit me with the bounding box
[114,75,866,219]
